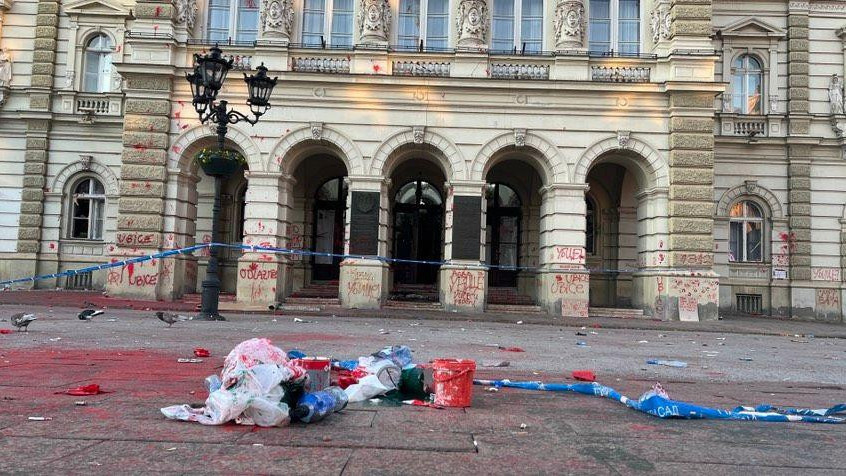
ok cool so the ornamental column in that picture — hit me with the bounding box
[236,172,294,306]
[339,176,389,309]
[440,181,487,313]
[258,0,294,42]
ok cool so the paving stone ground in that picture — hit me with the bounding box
[1,301,845,475]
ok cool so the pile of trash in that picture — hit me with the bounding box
[161,339,431,427]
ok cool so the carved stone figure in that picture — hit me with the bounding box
[175,0,198,30]
[358,0,391,44]
[514,128,526,147]
[311,122,323,140]
[456,0,489,48]
[553,1,584,49]
[829,74,844,115]
[0,48,11,87]
[413,126,425,144]
[651,4,671,43]
[617,130,631,148]
[260,0,294,40]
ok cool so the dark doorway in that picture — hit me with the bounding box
[393,180,443,285]
[311,177,347,281]
[486,183,521,287]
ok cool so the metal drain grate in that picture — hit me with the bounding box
[736,293,762,315]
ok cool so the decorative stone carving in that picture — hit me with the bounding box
[357,0,391,44]
[743,180,758,194]
[722,93,733,113]
[650,4,670,43]
[260,0,294,40]
[175,0,198,30]
[553,1,585,49]
[829,74,844,115]
[456,0,489,48]
[79,155,93,171]
[0,48,11,87]
[617,130,631,148]
[514,128,526,147]
[769,94,778,114]
[311,122,323,140]
[65,70,74,89]
[412,126,425,144]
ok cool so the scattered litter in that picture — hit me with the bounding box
[716,337,726,341]
[27,417,52,421]
[473,379,846,424]
[519,423,528,429]
[498,346,524,352]
[378,329,390,335]
[402,399,443,409]
[575,332,587,336]
[287,349,306,359]
[590,324,601,329]
[485,387,499,392]
[107,319,117,322]
[482,360,510,368]
[739,358,754,362]
[576,341,589,347]
[293,318,305,323]
[791,339,810,344]
[638,340,649,344]
[0,329,12,334]
[252,443,264,447]
[165,447,177,452]
[572,370,596,382]
[74,401,86,406]
[177,358,203,364]
[646,359,688,368]
[193,348,211,358]
[57,384,108,396]
[516,321,523,324]
[49,337,62,342]
[589,331,598,335]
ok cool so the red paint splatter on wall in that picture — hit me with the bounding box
[133,144,147,151]
[372,64,382,73]
[154,6,162,16]
[171,145,182,154]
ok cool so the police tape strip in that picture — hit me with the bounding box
[0,242,713,287]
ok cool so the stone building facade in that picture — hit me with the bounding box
[0,0,843,322]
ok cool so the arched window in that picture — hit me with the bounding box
[732,55,763,114]
[585,197,596,255]
[68,177,106,240]
[588,0,640,55]
[395,180,442,206]
[729,200,764,262]
[83,34,113,93]
[208,0,260,42]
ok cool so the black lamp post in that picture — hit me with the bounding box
[187,45,278,321]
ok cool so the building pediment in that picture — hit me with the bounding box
[718,18,786,38]
[63,0,130,17]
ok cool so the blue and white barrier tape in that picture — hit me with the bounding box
[0,241,711,287]
[474,379,846,424]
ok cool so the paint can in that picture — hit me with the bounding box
[293,357,331,392]
[432,359,476,408]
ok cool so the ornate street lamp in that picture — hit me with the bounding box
[187,45,278,321]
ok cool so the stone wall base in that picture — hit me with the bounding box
[537,268,590,317]
[105,255,168,300]
[440,264,487,313]
[236,254,287,306]
[634,271,720,322]
[339,258,388,309]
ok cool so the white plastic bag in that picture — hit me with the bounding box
[344,374,390,403]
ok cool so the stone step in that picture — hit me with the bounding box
[486,304,543,314]
[588,307,645,319]
[384,300,443,310]
[284,297,341,306]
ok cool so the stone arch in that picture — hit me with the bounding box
[716,182,784,219]
[471,131,566,183]
[266,125,363,175]
[169,124,263,174]
[51,160,119,197]
[371,128,466,180]
[573,135,669,189]
[78,27,119,49]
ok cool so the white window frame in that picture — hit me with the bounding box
[296,0,355,47]
[394,0,450,50]
[728,200,765,263]
[206,0,260,43]
[82,34,114,93]
[731,54,764,115]
[490,0,544,53]
[67,177,106,241]
[588,0,641,55]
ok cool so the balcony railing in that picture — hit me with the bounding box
[290,56,351,74]
[72,93,123,116]
[392,60,451,77]
[489,62,550,80]
[734,118,766,136]
[591,66,651,83]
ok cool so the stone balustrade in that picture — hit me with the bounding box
[590,66,651,83]
[489,62,550,80]
[392,61,451,77]
[733,118,766,136]
[290,56,351,74]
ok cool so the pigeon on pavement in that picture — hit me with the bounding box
[78,309,104,320]
[156,311,190,327]
[10,313,37,332]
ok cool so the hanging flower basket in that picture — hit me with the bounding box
[195,148,246,177]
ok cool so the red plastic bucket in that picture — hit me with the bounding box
[293,357,331,392]
[432,359,476,408]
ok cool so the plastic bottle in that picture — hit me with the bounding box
[646,359,688,368]
[204,375,222,393]
[374,345,414,369]
[291,386,348,423]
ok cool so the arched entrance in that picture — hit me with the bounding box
[486,183,521,287]
[393,179,444,285]
[311,177,348,281]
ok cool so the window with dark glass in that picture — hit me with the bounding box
[729,200,763,262]
[731,55,763,115]
[490,0,543,53]
[69,178,106,240]
[585,197,596,255]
